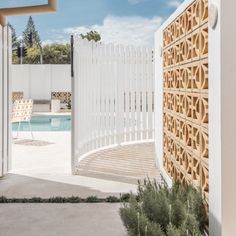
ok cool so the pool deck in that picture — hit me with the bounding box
[1,131,137,198]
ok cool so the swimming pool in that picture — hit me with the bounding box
[12,115,71,132]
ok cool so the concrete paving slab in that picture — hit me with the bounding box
[0,203,127,236]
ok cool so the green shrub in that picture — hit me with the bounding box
[0,196,7,203]
[171,199,186,227]
[119,180,208,236]
[0,195,125,203]
[120,193,131,202]
[86,196,100,203]
[106,196,120,203]
[69,196,82,203]
[120,198,140,235]
[179,214,202,236]
[166,224,181,236]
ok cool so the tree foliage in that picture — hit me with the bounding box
[22,16,41,47]
[8,23,19,49]
[9,19,102,64]
[12,43,71,64]
[80,30,101,42]
[120,181,208,236]
[23,46,41,64]
[42,43,71,64]
[8,23,20,64]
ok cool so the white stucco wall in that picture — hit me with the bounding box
[209,0,236,235]
[12,64,71,100]
[208,0,221,234]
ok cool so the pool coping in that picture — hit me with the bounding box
[32,112,71,117]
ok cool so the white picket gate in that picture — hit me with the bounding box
[72,38,154,171]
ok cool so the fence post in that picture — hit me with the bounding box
[70,35,76,174]
[115,45,121,145]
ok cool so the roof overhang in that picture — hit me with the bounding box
[0,0,57,26]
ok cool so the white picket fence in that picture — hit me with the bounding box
[72,38,154,167]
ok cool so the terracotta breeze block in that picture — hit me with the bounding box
[163,0,209,202]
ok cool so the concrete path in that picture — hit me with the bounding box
[0,203,126,236]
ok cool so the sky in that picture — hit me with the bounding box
[0,0,184,47]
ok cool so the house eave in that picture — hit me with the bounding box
[0,0,57,26]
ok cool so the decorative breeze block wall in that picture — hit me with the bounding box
[12,92,24,103]
[51,92,71,104]
[162,0,209,203]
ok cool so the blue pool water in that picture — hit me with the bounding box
[12,115,71,132]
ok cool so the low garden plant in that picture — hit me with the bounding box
[0,194,130,204]
[120,180,208,236]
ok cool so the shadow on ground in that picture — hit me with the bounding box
[0,174,120,198]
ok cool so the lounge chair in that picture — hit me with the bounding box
[11,99,34,140]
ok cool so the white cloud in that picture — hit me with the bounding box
[167,0,182,8]
[64,15,163,47]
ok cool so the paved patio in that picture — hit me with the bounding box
[1,132,136,198]
[77,142,161,184]
[0,132,160,236]
[0,132,160,198]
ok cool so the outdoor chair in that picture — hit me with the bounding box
[11,99,34,140]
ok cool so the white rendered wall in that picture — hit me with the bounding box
[30,65,51,100]
[12,64,71,100]
[208,0,221,234]
[51,65,71,92]
[209,0,236,235]
[221,2,236,233]
[11,65,30,98]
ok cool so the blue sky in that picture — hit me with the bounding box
[1,0,184,46]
